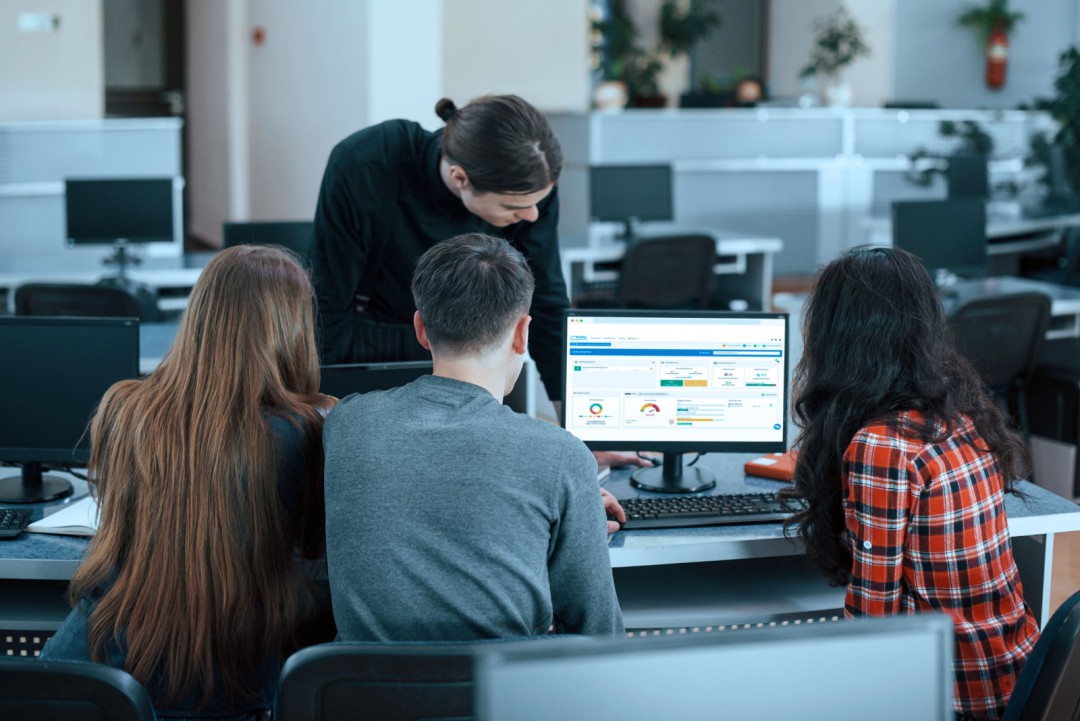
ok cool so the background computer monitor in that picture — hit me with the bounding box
[223,220,314,260]
[320,360,530,415]
[474,614,954,721]
[891,198,988,281]
[562,309,788,493]
[320,361,434,399]
[589,165,673,239]
[65,178,174,246]
[0,316,140,503]
[946,154,989,199]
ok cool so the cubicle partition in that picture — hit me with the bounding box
[550,109,1053,276]
[0,119,184,274]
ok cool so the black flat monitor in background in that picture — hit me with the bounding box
[65,177,175,280]
[946,154,989,199]
[320,360,531,414]
[562,309,788,493]
[223,221,315,261]
[589,165,673,240]
[892,198,988,283]
[0,316,140,503]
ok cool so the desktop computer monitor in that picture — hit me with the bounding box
[892,198,988,282]
[562,309,788,493]
[320,361,434,399]
[223,220,315,260]
[65,178,175,246]
[589,165,673,240]
[946,154,989,199]
[0,316,140,503]
[474,614,955,721]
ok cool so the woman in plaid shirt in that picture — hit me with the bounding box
[786,246,1039,720]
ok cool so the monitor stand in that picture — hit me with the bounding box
[630,452,716,494]
[98,240,161,320]
[0,462,74,504]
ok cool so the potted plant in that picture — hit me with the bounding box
[658,0,722,105]
[956,0,1026,89]
[592,0,665,108]
[799,5,870,107]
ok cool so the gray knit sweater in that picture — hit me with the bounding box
[323,374,624,641]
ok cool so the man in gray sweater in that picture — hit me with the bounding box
[323,232,625,641]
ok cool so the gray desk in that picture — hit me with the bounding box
[2,454,1075,637]
[942,275,1080,340]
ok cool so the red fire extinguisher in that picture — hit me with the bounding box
[986,25,1008,89]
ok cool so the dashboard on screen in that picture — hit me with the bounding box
[562,310,788,455]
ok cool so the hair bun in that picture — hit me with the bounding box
[435,98,458,122]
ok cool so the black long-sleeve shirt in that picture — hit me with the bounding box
[311,119,569,400]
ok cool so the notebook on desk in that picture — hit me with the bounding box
[25,495,99,536]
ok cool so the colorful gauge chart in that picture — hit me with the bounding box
[640,403,661,415]
[589,403,603,415]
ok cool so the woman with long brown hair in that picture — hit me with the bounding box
[41,245,332,719]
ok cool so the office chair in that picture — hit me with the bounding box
[223,220,314,260]
[275,642,477,721]
[617,234,716,309]
[13,282,149,320]
[948,291,1051,434]
[0,658,156,721]
[1001,590,1080,721]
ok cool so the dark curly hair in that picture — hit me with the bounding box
[783,245,1030,585]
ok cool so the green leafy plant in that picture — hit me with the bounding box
[939,120,995,157]
[956,0,1026,45]
[1028,47,1080,192]
[593,0,663,104]
[799,5,870,80]
[659,0,722,58]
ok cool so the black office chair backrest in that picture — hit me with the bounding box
[948,292,1051,390]
[0,658,156,721]
[1001,590,1080,721]
[275,642,476,721]
[617,234,716,309]
[223,220,314,260]
[13,283,143,319]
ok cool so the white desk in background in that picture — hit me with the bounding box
[0,267,204,315]
[562,228,783,312]
[942,275,1080,340]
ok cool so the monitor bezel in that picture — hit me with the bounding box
[891,198,988,280]
[65,177,176,246]
[0,316,140,465]
[588,164,674,224]
[561,309,789,454]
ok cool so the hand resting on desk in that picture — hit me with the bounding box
[600,487,626,534]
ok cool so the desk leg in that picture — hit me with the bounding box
[1012,533,1053,628]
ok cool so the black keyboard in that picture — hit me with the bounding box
[618,492,805,530]
[0,508,32,539]
[574,279,620,305]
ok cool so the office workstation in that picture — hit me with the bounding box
[6,1,1080,719]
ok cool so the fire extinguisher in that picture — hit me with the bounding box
[986,25,1008,89]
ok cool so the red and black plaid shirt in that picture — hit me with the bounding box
[842,411,1039,720]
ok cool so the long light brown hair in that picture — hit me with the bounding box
[70,245,328,708]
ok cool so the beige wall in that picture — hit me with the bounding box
[0,0,103,121]
[442,0,590,112]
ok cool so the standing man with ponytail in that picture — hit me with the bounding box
[310,95,569,406]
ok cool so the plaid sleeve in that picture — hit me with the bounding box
[842,429,915,617]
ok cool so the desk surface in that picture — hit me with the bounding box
[942,275,1080,317]
[602,453,1080,568]
[5,453,1074,581]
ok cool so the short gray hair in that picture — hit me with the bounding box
[412,233,535,353]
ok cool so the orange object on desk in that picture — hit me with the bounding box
[744,449,798,482]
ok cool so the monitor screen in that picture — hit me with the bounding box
[475,614,954,721]
[65,178,174,245]
[223,221,314,260]
[589,165,673,234]
[562,310,787,491]
[0,316,140,502]
[946,155,989,199]
[891,198,987,280]
[320,361,434,399]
